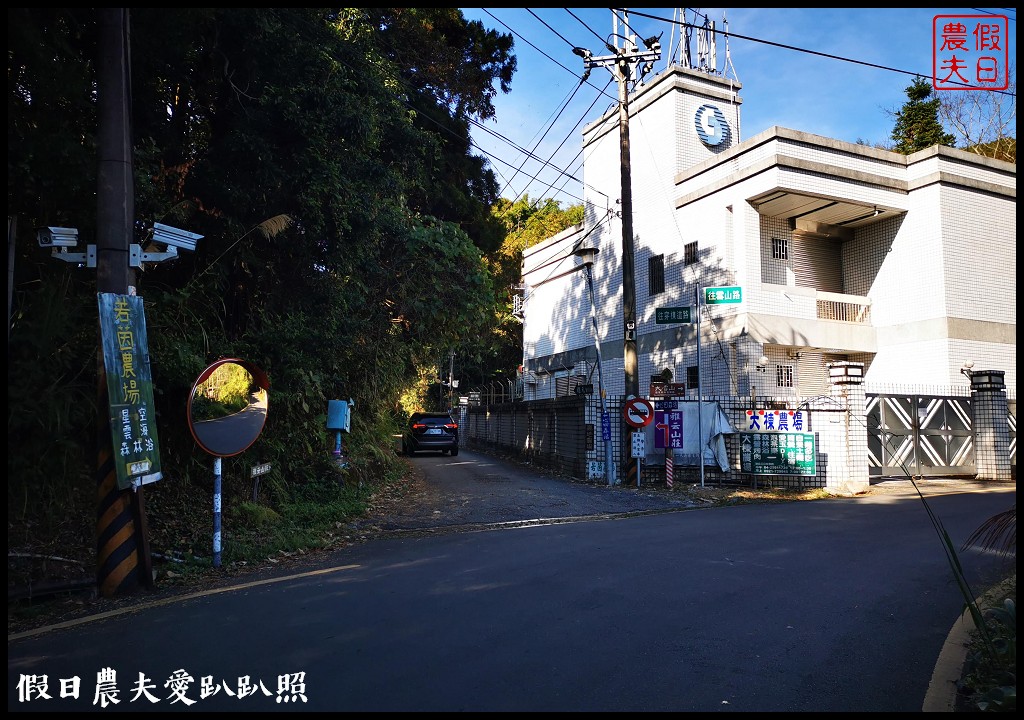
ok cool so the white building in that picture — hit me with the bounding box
[518,64,1016,404]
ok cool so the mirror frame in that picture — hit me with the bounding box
[187,358,270,457]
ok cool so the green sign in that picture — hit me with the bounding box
[98,293,163,490]
[704,286,743,305]
[740,432,816,476]
[655,306,692,324]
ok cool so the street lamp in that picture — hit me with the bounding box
[960,360,975,379]
[574,246,616,486]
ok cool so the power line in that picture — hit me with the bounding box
[621,8,1016,97]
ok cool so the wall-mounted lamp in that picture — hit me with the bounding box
[960,360,975,379]
[573,246,598,267]
[755,355,769,373]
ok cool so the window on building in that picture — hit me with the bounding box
[686,365,699,390]
[776,364,794,388]
[648,254,665,295]
[772,237,788,260]
[684,241,698,266]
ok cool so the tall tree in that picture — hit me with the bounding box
[7,8,514,560]
[457,196,584,390]
[890,76,957,154]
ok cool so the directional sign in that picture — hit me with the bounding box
[651,382,686,398]
[654,409,684,449]
[703,286,743,305]
[623,397,655,428]
[655,306,692,324]
[251,462,272,477]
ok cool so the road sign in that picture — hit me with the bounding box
[600,410,612,441]
[251,462,272,477]
[703,286,743,305]
[654,409,684,449]
[623,397,654,428]
[631,431,645,458]
[651,382,686,398]
[655,306,693,324]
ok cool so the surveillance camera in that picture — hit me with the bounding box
[153,223,203,252]
[37,226,79,248]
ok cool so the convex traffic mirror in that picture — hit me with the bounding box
[188,359,270,457]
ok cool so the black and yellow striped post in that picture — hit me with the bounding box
[95,360,151,597]
[625,457,638,487]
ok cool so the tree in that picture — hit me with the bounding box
[938,63,1016,163]
[890,76,957,154]
[459,196,585,388]
[7,8,514,571]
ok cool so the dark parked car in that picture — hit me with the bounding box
[402,412,460,456]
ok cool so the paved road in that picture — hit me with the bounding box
[8,450,1015,712]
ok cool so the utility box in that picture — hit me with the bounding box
[327,399,354,433]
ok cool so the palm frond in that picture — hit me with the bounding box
[255,214,294,240]
[962,505,1017,558]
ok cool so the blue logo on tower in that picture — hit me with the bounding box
[694,104,731,147]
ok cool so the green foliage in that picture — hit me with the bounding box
[7,8,520,576]
[233,501,282,529]
[890,76,957,154]
[962,593,1017,712]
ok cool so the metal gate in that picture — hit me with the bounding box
[866,393,975,478]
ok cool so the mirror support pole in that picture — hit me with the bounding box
[213,457,222,568]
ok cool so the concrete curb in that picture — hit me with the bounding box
[922,574,1016,712]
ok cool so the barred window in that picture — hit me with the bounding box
[686,365,699,390]
[772,237,788,260]
[684,241,698,266]
[648,254,665,296]
[776,364,794,388]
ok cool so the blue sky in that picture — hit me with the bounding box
[460,7,1017,208]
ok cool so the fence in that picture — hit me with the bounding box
[460,387,1016,489]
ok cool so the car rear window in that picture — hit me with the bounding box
[412,414,454,426]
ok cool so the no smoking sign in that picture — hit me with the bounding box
[623,397,654,428]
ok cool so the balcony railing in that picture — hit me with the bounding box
[816,291,871,323]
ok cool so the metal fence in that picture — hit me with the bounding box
[459,388,1016,488]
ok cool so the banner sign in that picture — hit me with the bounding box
[740,432,816,476]
[98,293,163,490]
[743,409,809,432]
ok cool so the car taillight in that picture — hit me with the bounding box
[445,423,458,429]
[412,423,426,430]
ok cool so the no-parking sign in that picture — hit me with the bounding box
[623,397,655,428]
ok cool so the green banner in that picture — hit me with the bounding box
[98,293,163,490]
[740,432,816,476]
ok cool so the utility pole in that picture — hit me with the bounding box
[573,12,661,485]
[95,7,153,594]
